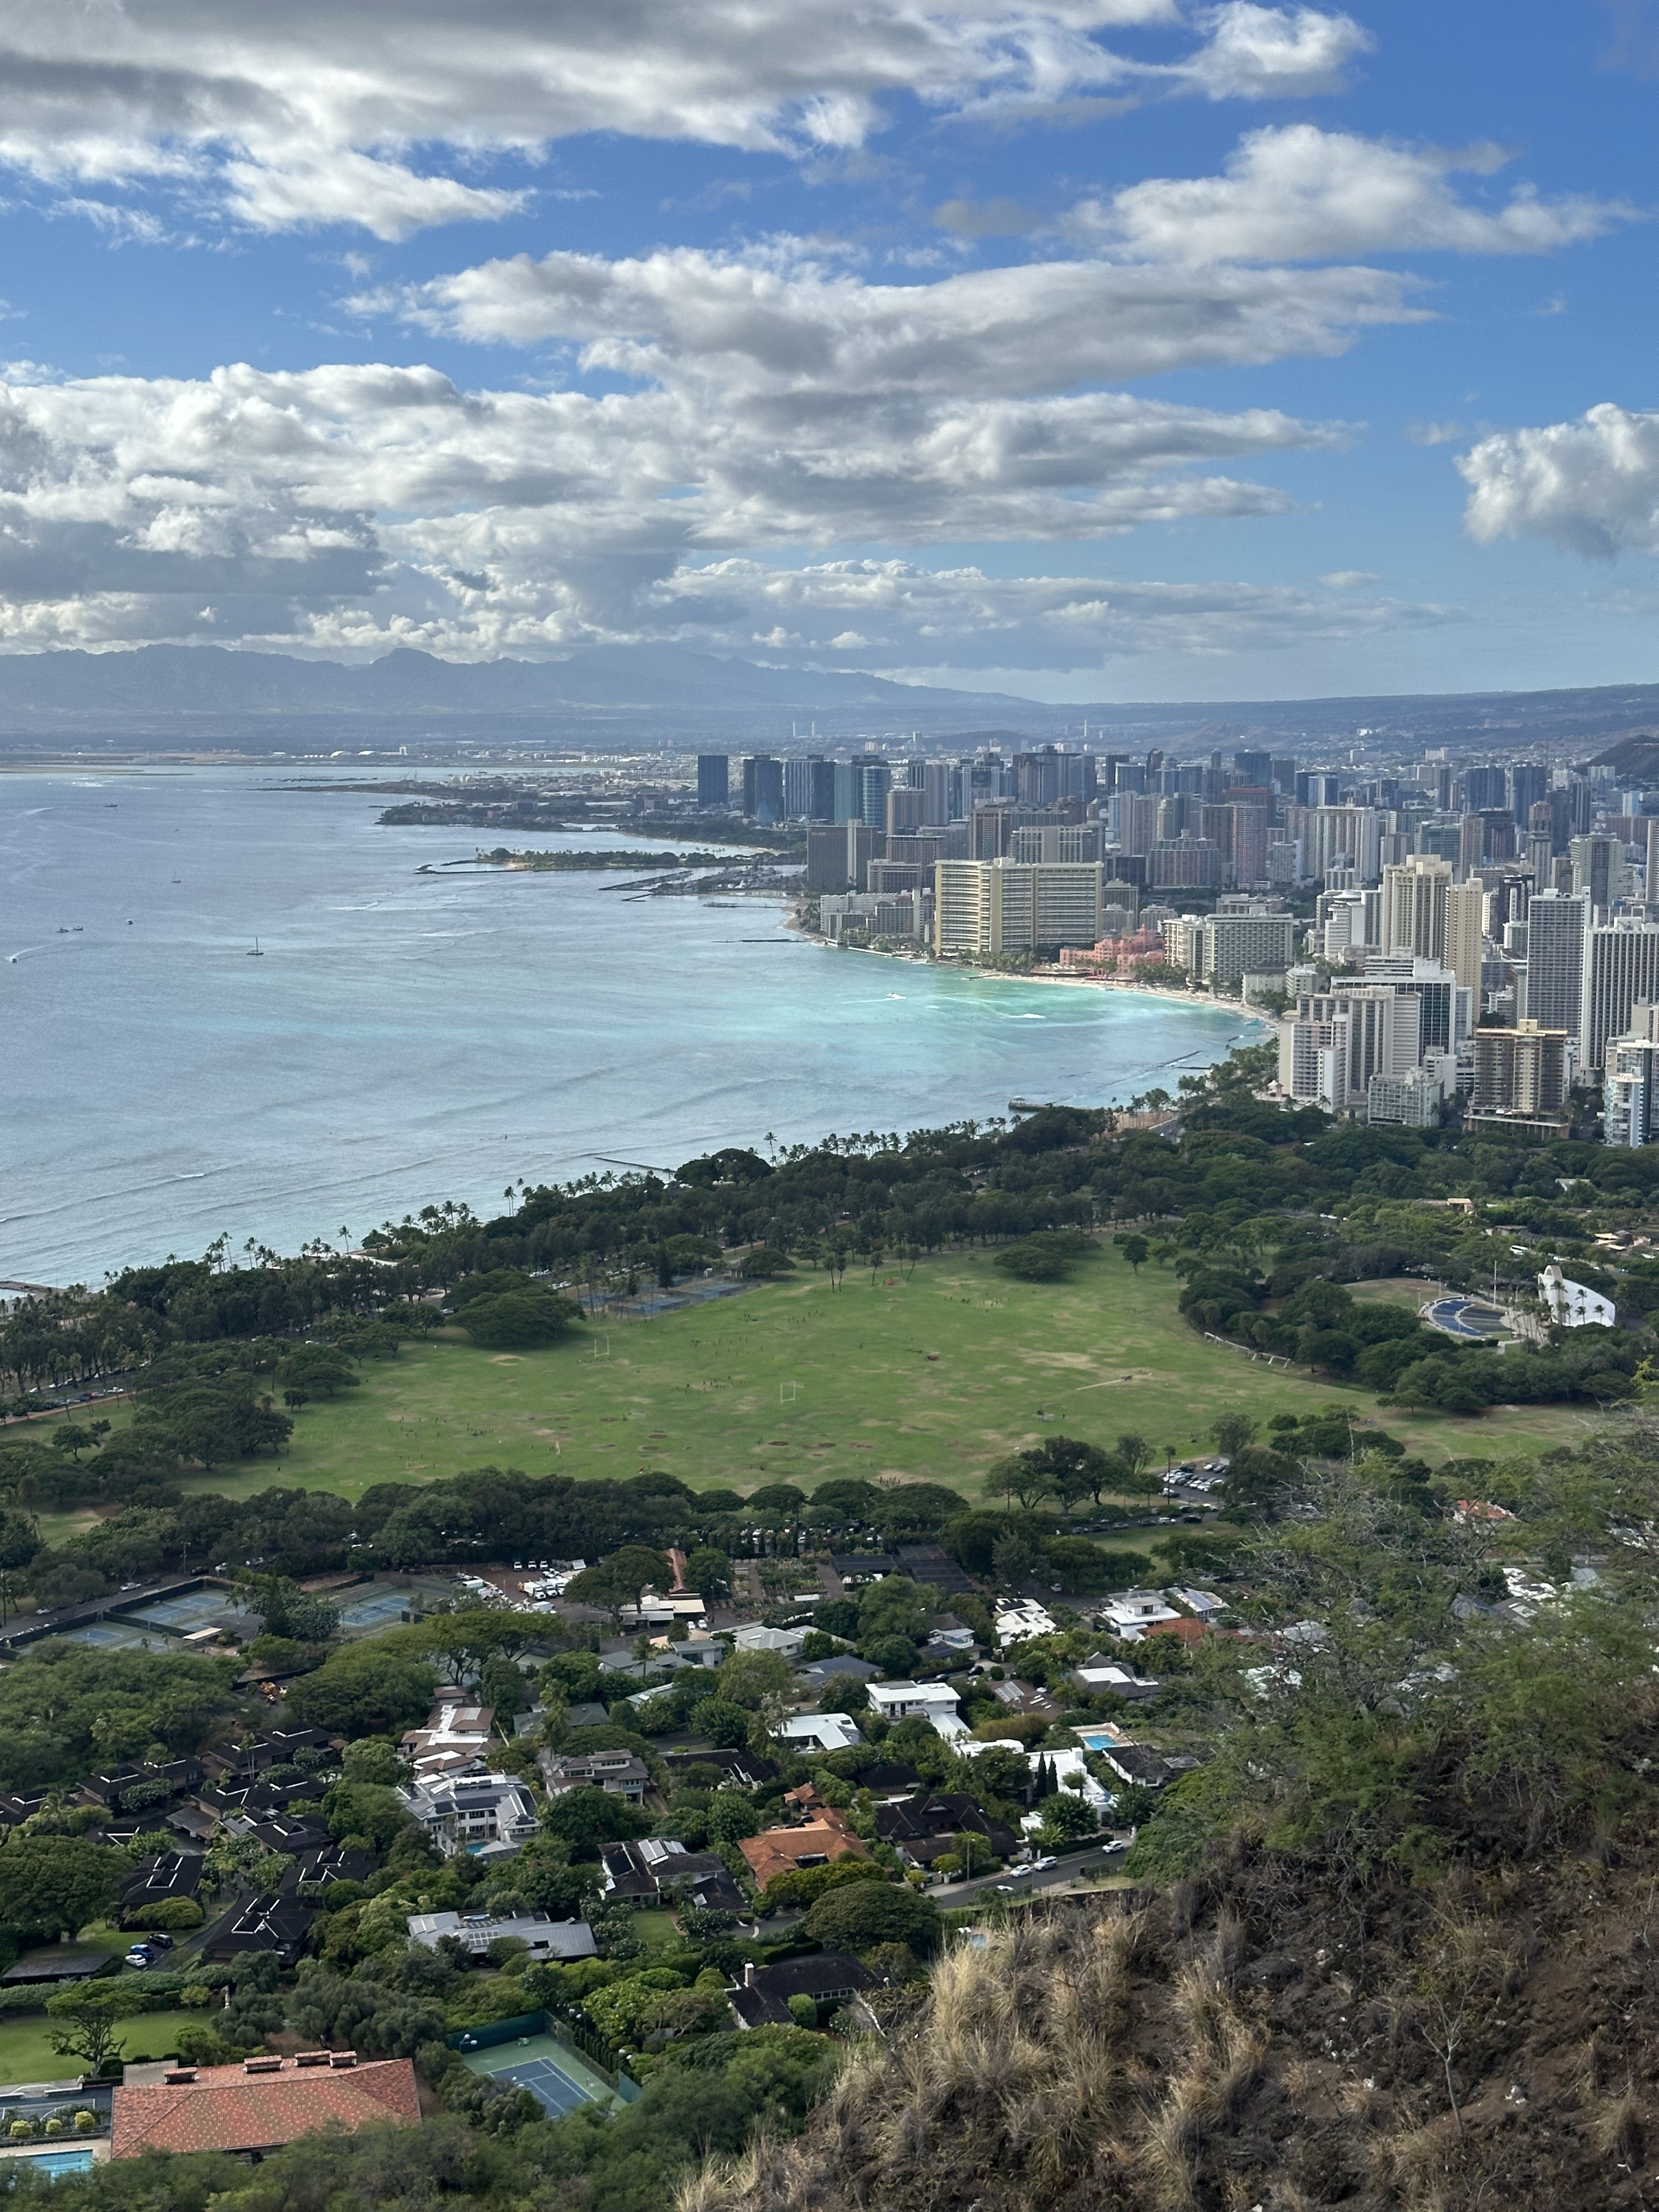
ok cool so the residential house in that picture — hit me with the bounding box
[844,1762,922,1801]
[287,1845,375,1893]
[110,2054,419,2159]
[200,1773,328,1821]
[732,1624,810,1659]
[537,1748,649,1804]
[1096,1743,1181,1790]
[776,1713,864,1754]
[1170,1588,1226,1618]
[994,1602,1057,1645]
[729,1953,874,2029]
[80,1759,204,1816]
[598,1838,747,1913]
[407,1910,597,1961]
[198,1896,316,1968]
[399,1771,539,1861]
[1099,1590,1182,1639]
[661,1750,778,1789]
[1070,1655,1163,1700]
[865,1680,966,1739]
[0,1953,115,1988]
[242,1812,331,1858]
[199,1730,331,1783]
[119,1854,202,1920]
[401,1699,496,1777]
[738,1809,870,1890]
[985,1678,1062,1722]
[875,1792,1019,1876]
[794,1656,881,1690]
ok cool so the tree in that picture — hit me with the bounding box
[1119,1234,1150,1272]
[0,1836,124,1940]
[1037,1792,1100,1847]
[322,1781,414,1853]
[460,1286,581,1348]
[991,1524,1042,1587]
[341,1737,404,1787]
[1115,1432,1154,1487]
[544,1785,649,1858]
[44,1984,151,2077]
[804,1881,943,1955]
[0,1511,39,1624]
[1036,1436,1114,1513]
[684,1546,732,1601]
[417,1606,532,1685]
[566,1548,673,1633]
[285,1644,437,1736]
[716,1649,794,1710]
[690,1696,752,1748]
[1211,1412,1259,1462]
[991,1452,1054,1515]
[706,1792,760,1844]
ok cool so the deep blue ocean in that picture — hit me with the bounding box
[1,767,1258,1284]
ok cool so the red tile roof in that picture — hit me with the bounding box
[738,1808,870,1889]
[111,2057,420,2158]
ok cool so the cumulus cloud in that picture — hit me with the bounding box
[1074,125,1634,263]
[1175,3,1372,98]
[0,357,1346,648]
[0,2,1372,235]
[1459,403,1659,559]
[368,237,1419,386]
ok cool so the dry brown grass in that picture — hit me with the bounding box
[1591,2088,1647,2169]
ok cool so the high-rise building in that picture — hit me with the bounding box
[1199,909,1298,989]
[805,825,850,894]
[886,785,926,838]
[696,754,729,808]
[832,761,861,823]
[1471,1021,1570,1120]
[1524,894,1587,1044]
[1581,917,1659,1072]
[1510,762,1549,826]
[1571,832,1626,912]
[857,759,891,830]
[741,754,783,824]
[932,860,1105,956]
[1604,1003,1659,1144]
[1148,838,1221,891]
[920,760,951,825]
[1380,856,1449,962]
[1278,984,1421,1110]
[1464,764,1507,812]
[1233,748,1272,789]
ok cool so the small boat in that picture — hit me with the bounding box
[247,938,264,957]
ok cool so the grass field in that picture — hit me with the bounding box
[0,2008,194,2084]
[173,1253,1590,1509]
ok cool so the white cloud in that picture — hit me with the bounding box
[368,237,1418,388]
[1318,567,1378,586]
[1176,3,1372,98]
[1074,125,1634,263]
[0,2,1370,235]
[0,355,1409,661]
[1459,403,1659,559]
[651,556,1454,667]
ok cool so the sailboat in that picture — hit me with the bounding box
[247,938,264,957]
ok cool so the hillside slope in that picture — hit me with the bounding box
[685,1833,1659,2212]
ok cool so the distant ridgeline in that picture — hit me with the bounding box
[5,1037,1659,1535]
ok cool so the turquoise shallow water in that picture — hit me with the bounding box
[1,767,1257,1283]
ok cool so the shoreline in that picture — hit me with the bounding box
[793,928,1272,1032]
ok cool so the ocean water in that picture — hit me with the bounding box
[1,767,1257,1284]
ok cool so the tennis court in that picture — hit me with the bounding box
[127,1590,256,1633]
[458,2033,613,2118]
[59,1621,173,1651]
[336,1587,425,1632]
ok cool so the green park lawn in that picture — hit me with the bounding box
[171,1251,1590,1509]
[0,2008,194,2084]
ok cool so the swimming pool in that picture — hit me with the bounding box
[23,2150,97,2177]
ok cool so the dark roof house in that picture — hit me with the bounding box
[729,1953,874,2028]
[120,1854,204,1913]
[199,1895,316,1967]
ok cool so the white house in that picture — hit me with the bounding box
[407,1910,596,1960]
[995,1602,1057,1646]
[399,1771,539,1861]
[732,1624,810,1660]
[865,1680,967,1739]
[400,1698,495,1778]
[1099,1589,1181,1639]
[776,1713,865,1753]
[1170,1588,1226,1618]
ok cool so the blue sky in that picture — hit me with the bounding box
[0,0,1653,700]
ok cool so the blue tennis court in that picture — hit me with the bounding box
[127,1589,255,1632]
[337,1588,423,1630]
[60,1621,172,1651]
[489,2055,591,2118]
[458,2032,613,2118]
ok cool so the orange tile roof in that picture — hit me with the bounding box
[110,2057,420,2158]
[738,1808,870,1889]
